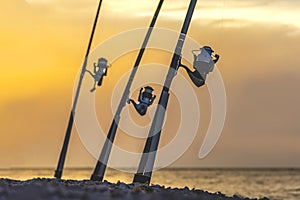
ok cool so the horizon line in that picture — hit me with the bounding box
[1,167,299,171]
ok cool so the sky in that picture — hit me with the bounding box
[0,0,300,170]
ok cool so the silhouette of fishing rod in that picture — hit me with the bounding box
[54,0,109,179]
[90,0,164,182]
[133,0,220,184]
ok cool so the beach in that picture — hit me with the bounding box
[1,168,299,199]
[0,178,270,200]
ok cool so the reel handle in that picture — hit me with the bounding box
[213,54,220,63]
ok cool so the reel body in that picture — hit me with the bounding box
[128,86,156,116]
[86,57,110,92]
[180,46,219,87]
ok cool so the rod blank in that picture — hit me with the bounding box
[133,0,198,185]
[54,0,104,179]
[90,0,165,182]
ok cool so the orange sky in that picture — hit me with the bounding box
[0,0,300,169]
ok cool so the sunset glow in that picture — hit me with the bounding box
[0,0,299,169]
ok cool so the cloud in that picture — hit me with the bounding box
[23,0,300,28]
[287,29,300,37]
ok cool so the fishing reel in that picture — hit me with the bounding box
[128,86,156,116]
[179,46,219,87]
[86,57,110,92]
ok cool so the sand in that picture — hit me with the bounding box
[0,178,269,200]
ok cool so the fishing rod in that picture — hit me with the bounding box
[133,0,220,184]
[90,0,164,182]
[54,0,108,179]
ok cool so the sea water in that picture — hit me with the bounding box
[0,168,299,200]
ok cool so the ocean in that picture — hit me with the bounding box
[0,168,299,200]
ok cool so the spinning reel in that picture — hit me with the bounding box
[180,46,219,87]
[128,86,156,116]
[86,57,110,92]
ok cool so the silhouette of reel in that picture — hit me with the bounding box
[73,28,226,172]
